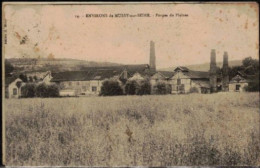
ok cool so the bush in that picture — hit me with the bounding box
[125,80,139,95]
[28,76,34,82]
[36,83,49,97]
[19,74,28,82]
[190,87,199,93]
[47,84,59,97]
[124,80,151,95]
[245,74,259,92]
[22,83,59,98]
[100,79,123,96]
[21,83,36,98]
[166,84,172,94]
[153,82,171,95]
[5,60,14,76]
[137,80,151,95]
[35,83,60,97]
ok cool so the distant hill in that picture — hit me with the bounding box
[159,60,243,72]
[7,57,244,73]
[7,58,123,73]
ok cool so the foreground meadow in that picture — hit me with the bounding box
[4,92,260,166]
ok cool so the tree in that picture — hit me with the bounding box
[21,83,36,98]
[5,60,14,76]
[33,76,38,81]
[244,72,259,92]
[242,57,259,92]
[19,74,28,82]
[242,57,259,75]
[190,87,199,93]
[153,82,171,95]
[166,83,172,94]
[137,80,151,95]
[125,80,139,95]
[29,76,34,82]
[47,84,59,97]
[35,83,49,97]
[100,79,123,96]
[243,57,256,67]
[229,66,245,79]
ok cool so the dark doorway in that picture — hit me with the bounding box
[236,84,240,91]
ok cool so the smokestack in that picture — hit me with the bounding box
[222,51,229,91]
[209,49,217,93]
[210,49,216,67]
[150,41,156,72]
[223,51,228,66]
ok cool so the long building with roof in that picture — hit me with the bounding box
[47,64,151,96]
[5,41,250,98]
[40,41,248,96]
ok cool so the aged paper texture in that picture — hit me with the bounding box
[2,2,259,167]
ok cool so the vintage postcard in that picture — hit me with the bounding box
[2,2,259,167]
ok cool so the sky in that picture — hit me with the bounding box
[3,2,259,69]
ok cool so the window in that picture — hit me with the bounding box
[82,86,87,92]
[68,82,72,86]
[236,84,240,91]
[77,81,80,85]
[177,79,181,85]
[92,86,97,92]
[172,85,177,91]
[13,88,17,95]
[177,84,185,92]
[60,83,65,89]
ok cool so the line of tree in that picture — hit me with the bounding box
[100,79,172,96]
[152,81,172,95]
[125,79,152,95]
[21,83,59,98]
[240,57,259,92]
[5,60,14,77]
[218,57,259,92]
[99,80,124,96]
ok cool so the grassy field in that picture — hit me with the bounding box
[4,92,260,166]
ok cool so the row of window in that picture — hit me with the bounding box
[154,78,190,84]
[171,84,185,91]
[82,86,97,92]
[61,82,98,92]
[66,81,99,86]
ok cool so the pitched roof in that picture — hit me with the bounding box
[123,64,150,75]
[157,71,175,78]
[50,69,122,82]
[237,71,247,78]
[230,74,248,83]
[183,70,209,79]
[173,66,209,79]
[78,64,150,75]
[174,66,189,72]
[230,71,254,82]
[50,64,150,82]
[5,76,21,86]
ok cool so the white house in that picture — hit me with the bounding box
[169,67,211,94]
[5,77,24,98]
[42,71,52,84]
[229,72,249,92]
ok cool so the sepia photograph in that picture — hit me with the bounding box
[2,2,260,167]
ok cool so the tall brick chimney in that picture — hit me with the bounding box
[150,41,156,72]
[209,49,217,93]
[222,51,229,91]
